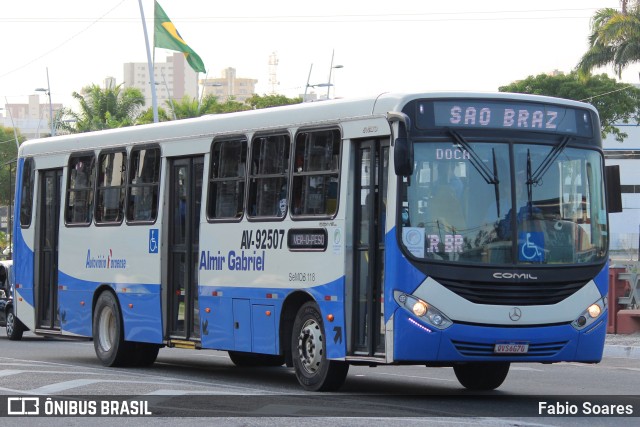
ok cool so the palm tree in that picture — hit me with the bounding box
[57,84,145,133]
[577,2,640,77]
[168,95,215,119]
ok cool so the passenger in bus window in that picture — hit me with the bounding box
[278,183,287,216]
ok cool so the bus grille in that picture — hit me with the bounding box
[452,340,568,357]
[437,278,587,306]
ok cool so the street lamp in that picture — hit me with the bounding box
[199,82,223,108]
[35,67,54,136]
[326,50,344,99]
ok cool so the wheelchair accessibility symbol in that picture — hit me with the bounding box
[149,229,159,253]
[519,232,544,262]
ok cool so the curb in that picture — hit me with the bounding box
[603,344,640,359]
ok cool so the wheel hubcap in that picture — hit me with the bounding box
[7,313,14,335]
[297,318,323,374]
[98,306,116,352]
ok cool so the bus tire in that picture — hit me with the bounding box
[93,291,131,367]
[228,351,285,367]
[291,302,349,391]
[6,309,25,341]
[453,362,510,390]
[130,342,160,367]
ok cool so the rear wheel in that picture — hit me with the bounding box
[6,309,25,341]
[291,302,348,391]
[228,351,285,367]
[130,342,160,367]
[453,362,510,390]
[93,291,131,366]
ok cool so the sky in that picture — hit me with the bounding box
[0,0,633,113]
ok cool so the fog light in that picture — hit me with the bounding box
[412,301,428,317]
[576,316,587,327]
[431,314,443,326]
[587,304,601,318]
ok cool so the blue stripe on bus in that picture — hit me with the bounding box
[53,269,346,356]
[198,277,346,358]
[57,271,163,343]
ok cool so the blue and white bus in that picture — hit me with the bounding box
[10,92,620,391]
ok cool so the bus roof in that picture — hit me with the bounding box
[19,91,598,158]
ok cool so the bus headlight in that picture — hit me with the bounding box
[394,291,452,330]
[572,296,606,330]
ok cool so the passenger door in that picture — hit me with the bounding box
[35,168,63,331]
[351,139,389,357]
[167,157,204,341]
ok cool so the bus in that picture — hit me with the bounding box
[9,92,621,391]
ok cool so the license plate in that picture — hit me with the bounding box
[494,343,529,354]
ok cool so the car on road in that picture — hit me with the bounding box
[0,260,25,340]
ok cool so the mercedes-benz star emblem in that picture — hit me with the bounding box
[509,307,522,321]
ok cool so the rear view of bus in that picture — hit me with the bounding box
[390,95,615,389]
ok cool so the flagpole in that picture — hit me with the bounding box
[138,0,158,123]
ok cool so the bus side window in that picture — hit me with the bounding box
[127,147,161,223]
[66,154,96,225]
[95,150,127,224]
[291,129,340,217]
[248,134,290,218]
[20,158,35,228]
[207,138,247,220]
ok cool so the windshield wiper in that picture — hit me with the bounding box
[447,129,502,218]
[528,135,571,186]
[447,128,499,185]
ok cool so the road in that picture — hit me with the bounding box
[0,332,639,426]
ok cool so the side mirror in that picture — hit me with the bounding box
[394,137,413,176]
[605,165,622,213]
[387,112,414,177]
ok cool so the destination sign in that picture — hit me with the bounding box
[417,100,592,136]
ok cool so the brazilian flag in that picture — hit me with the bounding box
[154,1,206,73]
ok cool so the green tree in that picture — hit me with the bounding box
[0,126,24,208]
[499,72,640,142]
[245,94,302,109]
[137,93,302,123]
[577,3,640,77]
[57,84,145,133]
[168,94,222,119]
[213,97,251,114]
[136,106,172,125]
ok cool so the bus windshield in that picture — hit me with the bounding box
[400,139,608,265]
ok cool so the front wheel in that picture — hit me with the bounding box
[453,362,510,390]
[291,302,348,391]
[6,310,25,341]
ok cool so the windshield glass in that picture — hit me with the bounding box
[400,140,607,265]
